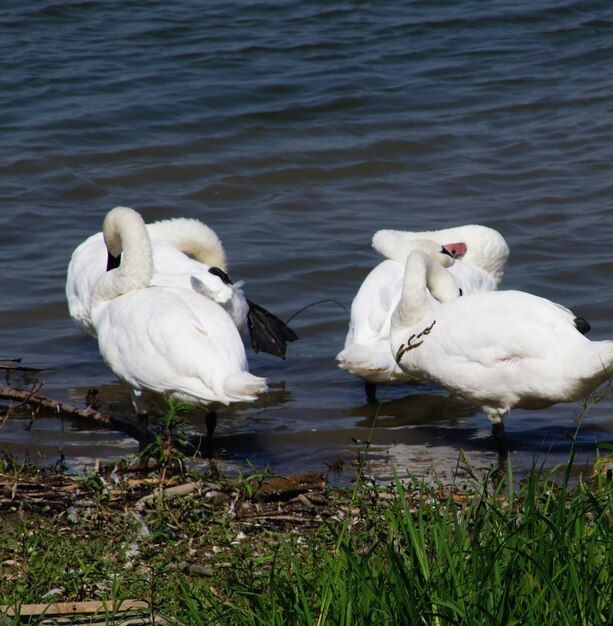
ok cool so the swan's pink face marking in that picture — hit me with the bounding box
[442,242,467,258]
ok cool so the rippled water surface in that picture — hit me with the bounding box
[2,0,613,484]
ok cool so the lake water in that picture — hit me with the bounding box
[1,0,613,486]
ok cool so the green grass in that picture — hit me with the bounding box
[1,443,611,625]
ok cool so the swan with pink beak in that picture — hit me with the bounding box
[337,225,509,402]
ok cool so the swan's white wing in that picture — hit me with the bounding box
[66,232,107,336]
[344,260,403,346]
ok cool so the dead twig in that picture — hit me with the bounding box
[395,320,436,363]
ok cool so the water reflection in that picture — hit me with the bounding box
[344,391,477,428]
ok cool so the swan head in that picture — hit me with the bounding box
[372,225,508,286]
[446,225,509,284]
[397,238,463,269]
[371,234,465,268]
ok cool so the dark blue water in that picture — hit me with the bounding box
[1,0,612,484]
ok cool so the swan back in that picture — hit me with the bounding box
[373,224,509,287]
[391,287,613,423]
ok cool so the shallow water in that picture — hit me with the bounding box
[1,0,613,485]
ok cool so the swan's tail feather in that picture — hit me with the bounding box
[224,371,268,402]
[336,344,394,383]
[246,299,298,359]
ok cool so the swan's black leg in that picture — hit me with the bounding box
[137,412,149,452]
[492,422,508,464]
[365,381,378,404]
[205,411,217,459]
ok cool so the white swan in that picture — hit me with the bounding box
[337,239,460,400]
[391,249,610,461]
[337,224,509,402]
[90,206,268,456]
[67,213,297,358]
[336,224,509,402]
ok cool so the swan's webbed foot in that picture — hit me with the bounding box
[137,412,149,452]
[246,299,298,359]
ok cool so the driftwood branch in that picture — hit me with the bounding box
[0,599,151,619]
[0,385,112,426]
[0,384,185,453]
[0,363,42,372]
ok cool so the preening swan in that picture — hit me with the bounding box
[373,224,509,291]
[67,212,297,358]
[391,249,610,461]
[337,224,509,402]
[337,240,460,401]
[90,206,268,456]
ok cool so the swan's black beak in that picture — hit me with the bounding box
[208,266,233,285]
[246,299,298,359]
[107,252,121,271]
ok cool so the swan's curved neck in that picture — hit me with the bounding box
[392,250,459,329]
[148,218,228,270]
[91,207,153,309]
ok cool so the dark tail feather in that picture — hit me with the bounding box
[574,317,591,335]
[246,299,298,359]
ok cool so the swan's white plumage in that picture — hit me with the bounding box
[66,216,247,337]
[337,225,509,388]
[90,206,266,411]
[391,250,613,454]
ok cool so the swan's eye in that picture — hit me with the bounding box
[209,266,233,285]
[459,288,463,296]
